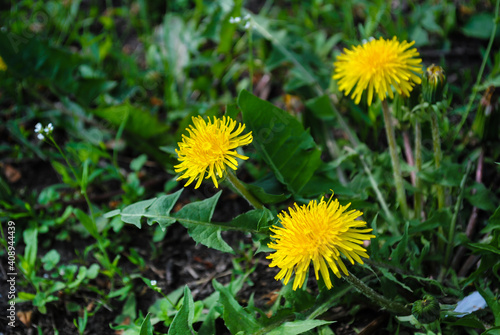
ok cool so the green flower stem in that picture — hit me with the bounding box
[430,111,445,209]
[381,100,409,219]
[443,161,472,269]
[226,169,264,210]
[414,120,423,220]
[48,136,113,274]
[344,271,410,315]
[345,147,398,234]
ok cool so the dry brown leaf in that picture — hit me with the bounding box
[17,310,33,327]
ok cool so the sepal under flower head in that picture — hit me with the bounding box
[175,115,253,189]
[267,193,376,290]
[333,36,423,106]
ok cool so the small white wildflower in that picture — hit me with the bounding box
[44,123,54,134]
[37,133,45,140]
[244,21,251,30]
[34,123,42,133]
[243,14,250,20]
[150,280,157,286]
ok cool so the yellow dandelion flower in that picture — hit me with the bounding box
[174,115,253,189]
[333,36,423,106]
[0,56,6,72]
[267,194,375,290]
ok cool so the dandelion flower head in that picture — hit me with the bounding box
[333,36,423,106]
[175,115,253,189]
[267,194,375,290]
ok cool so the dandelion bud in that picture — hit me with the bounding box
[422,64,446,104]
[412,295,440,324]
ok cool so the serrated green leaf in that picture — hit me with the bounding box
[238,90,322,194]
[213,280,261,334]
[120,198,158,228]
[168,286,196,335]
[139,313,153,335]
[266,320,334,335]
[145,190,184,228]
[175,191,233,253]
[115,190,255,253]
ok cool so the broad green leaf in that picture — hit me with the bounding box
[266,320,334,335]
[168,286,196,335]
[238,90,322,194]
[120,198,159,228]
[213,280,261,334]
[139,313,153,335]
[175,191,233,253]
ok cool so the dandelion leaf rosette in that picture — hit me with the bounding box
[238,90,322,194]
